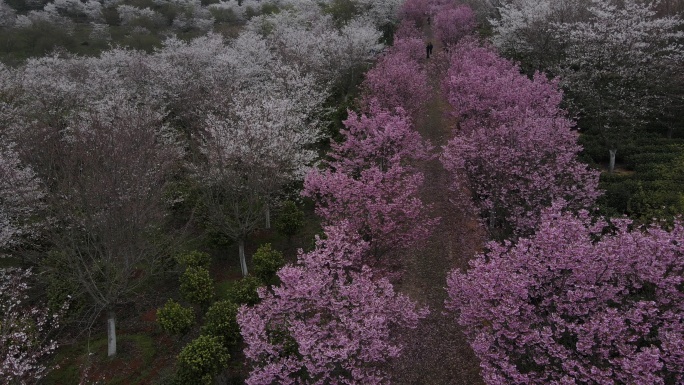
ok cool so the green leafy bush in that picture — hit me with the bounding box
[598,179,635,215]
[44,252,85,320]
[175,335,230,385]
[209,7,238,23]
[220,275,262,306]
[180,267,215,306]
[626,152,679,171]
[252,244,284,285]
[201,300,240,347]
[321,0,360,27]
[275,200,304,239]
[175,250,212,269]
[157,299,195,335]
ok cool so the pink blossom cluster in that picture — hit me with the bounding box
[329,101,432,174]
[394,19,424,40]
[398,0,431,26]
[360,24,430,117]
[304,20,438,261]
[304,162,437,262]
[240,9,438,382]
[440,39,600,238]
[400,0,475,36]
[238,224,428,384]
[446,206,684,384]
[304,105,436,261]
[433,4,477,47]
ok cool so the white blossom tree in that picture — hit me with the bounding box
[489,0,684,172]
[0,268,64,384]
[246,6,383,88]
[200,66,326,276]
[0,9,357,357]
[0,0,16,29]
[0,146,44,252]
[551,0,684,172]
[489,0,588,68]
[43,100,182,357]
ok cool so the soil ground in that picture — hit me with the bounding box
[387,23,486,385]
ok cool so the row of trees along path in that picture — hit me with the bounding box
[388,22,485,384]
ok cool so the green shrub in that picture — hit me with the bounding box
[244,5,258,19]
[180,267,215,306]
[157,299,195,335]
[252,244,284,285]
[43,252,85,320]
[260,3,280,15]
[321,0,359,27]
[626,152,679,171]
[209,7,238,23]
[175,335,229,385]
[175,250,212,269]
[275,200,304,240]
[201,300,240,347]
[220,275,262,306]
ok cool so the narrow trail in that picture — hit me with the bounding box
[388,23,486,385]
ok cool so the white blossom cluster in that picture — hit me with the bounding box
[0,0,403,36]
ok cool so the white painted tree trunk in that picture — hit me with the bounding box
[107,311,117,357]
[265,205,270,229]
[488,210,496,230]
[239,239,248,277]
[609,149,617,173]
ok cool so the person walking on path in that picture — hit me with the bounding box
[426,42,434,59]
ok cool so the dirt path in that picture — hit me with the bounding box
[388,25,486,385]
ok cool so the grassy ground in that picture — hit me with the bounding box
[45,333,169,385]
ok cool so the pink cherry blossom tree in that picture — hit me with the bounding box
[399,0,431,26]
[394,18,423,40]
[238,224,428,385]
[441,39,600,239]
[360,37,430,118]
[446,206,684,384]
[305,17,436,264]
[433,4,477,47]
[303,163,437,261]
[387,34,427,63]
[329,101,432,174]
[1,268,65,384]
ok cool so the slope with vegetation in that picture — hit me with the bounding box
[1,0,683,384]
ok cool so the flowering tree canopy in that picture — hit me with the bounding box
[446,207,684,384]
[1,269,64,384]
[247,7,383,85]
[489,0,684,171]
[303,163,437,259]
[551,0,684,171]
[433,4,477,47]
[0,146,44,251]
[441,39,600,238]
[360,35,430,117]
[330,101,432,174]
[238,224,428,384]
